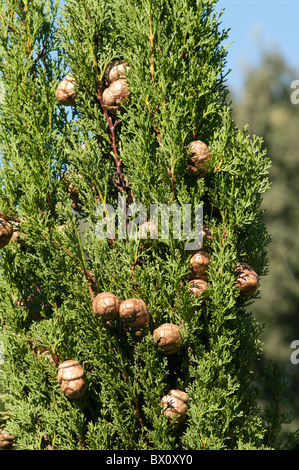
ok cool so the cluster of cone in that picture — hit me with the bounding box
[55,60,131,114]
[48,290,188,423]
[0,61,259,431]
[91,290,189,423]
[189,227,259,300]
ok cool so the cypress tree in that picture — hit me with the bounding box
[0,0,295,451]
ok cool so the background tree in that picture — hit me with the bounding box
[232,51,299,436]
[0,0,296,450]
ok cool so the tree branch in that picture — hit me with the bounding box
[97,82,135,204]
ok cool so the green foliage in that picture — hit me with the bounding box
[0,0,292,451]
[232,51,299,441]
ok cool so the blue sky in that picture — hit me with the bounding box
[216,0,299,95]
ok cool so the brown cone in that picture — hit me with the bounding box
[0,218,13,248]
[235,263,259,297]
[161,389,190,424]
[186,140,212,177]
[57,360,87,399]
[119,298,149,329]
[153,323,183,354]
[92,292,120,321]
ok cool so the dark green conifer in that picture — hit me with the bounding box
[0,0,294,450]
